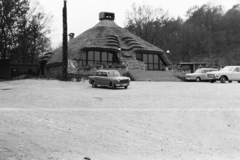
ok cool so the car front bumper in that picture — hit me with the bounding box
[207,74,219,80]
[115,83,129,87]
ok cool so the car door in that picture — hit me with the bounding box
[95,72,102,85]
[231,67,240,80]
[201,69,208,80]
[101,71,110,86]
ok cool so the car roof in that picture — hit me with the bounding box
[198,68,218,70]
[96,70,118,72]
[224,66,240,67]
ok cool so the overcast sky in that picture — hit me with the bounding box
[38,0,240,48]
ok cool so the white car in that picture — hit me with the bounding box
[185,68,218,82]
[206,66,240,83]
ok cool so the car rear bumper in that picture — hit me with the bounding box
[186,77,195,80]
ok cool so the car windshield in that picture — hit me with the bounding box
[221,66,234,71]
[108,70,121,77]
[195,69,204,73]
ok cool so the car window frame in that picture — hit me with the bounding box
[96,72,102,76]
[234,67,240,72]
[102,72,108,77]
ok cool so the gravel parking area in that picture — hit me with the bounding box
[1,79,240,160]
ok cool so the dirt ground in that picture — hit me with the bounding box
[1,79,240,160]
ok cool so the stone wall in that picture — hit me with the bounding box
[45,66,62,78]
[45,59,129,79]
[123,60,146,70]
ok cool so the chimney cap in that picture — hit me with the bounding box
[99,12,115,21]
[69,33,75,41]
[69,33,75,36]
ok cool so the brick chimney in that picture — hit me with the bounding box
[69,33,75,41]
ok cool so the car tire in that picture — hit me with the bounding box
[196,77,201,82]
[220,76,227,83]
[228,81,232,83]
[110,82,116,89]
[92,81,97,88]
[238,81,240,83]
[124,86,128,89]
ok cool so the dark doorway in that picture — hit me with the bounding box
[11,68,18,78]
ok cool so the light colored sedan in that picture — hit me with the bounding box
[207,66,240,83]
[185,68,218,82]
[89,70,130,89]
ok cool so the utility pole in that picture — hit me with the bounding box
[62,0,68,81]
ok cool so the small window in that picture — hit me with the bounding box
[108,53,113,62]
[149,54,153,63]
[102,52,107,61]
[81,52,86,60]
[88,51,94,60]
[95,51,100,61]
[154,55,158,63]
[149,64,153,70]
[136,53,142,61]
[143,54,148,63]
[154,64,159,70]
[88,61,93,65]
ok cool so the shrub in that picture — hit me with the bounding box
[122,71,134,81]
[120,65,127,69]
[181,66,190,71]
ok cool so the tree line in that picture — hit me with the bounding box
[124,2,240,67]
[0,0,52,64]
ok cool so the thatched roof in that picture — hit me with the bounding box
[46,13,171,67]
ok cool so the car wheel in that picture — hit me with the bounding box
[238,81,240,83]
[220,76,227,83]
[110,82,116,89]
[124,86,128,89]
[228,81,232,83]
[92,81,97,88]
[196,77,201,82]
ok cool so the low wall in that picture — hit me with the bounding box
[122,60,146,70]
[45,59,145,79]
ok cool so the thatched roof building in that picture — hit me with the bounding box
[46,12,171,77]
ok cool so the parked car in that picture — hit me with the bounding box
[206,66,240,83]
[89,70,130,89]
[185,68,218,82]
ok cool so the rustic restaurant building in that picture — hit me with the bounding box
[45,12,171,78]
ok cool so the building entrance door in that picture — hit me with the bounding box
[11,68,18,78]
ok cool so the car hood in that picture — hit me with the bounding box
[113,76,130,80]
[186,73,200,76]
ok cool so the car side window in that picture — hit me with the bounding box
[96,72,102,76]
[102,72,108,77]
[236,68,240,72]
